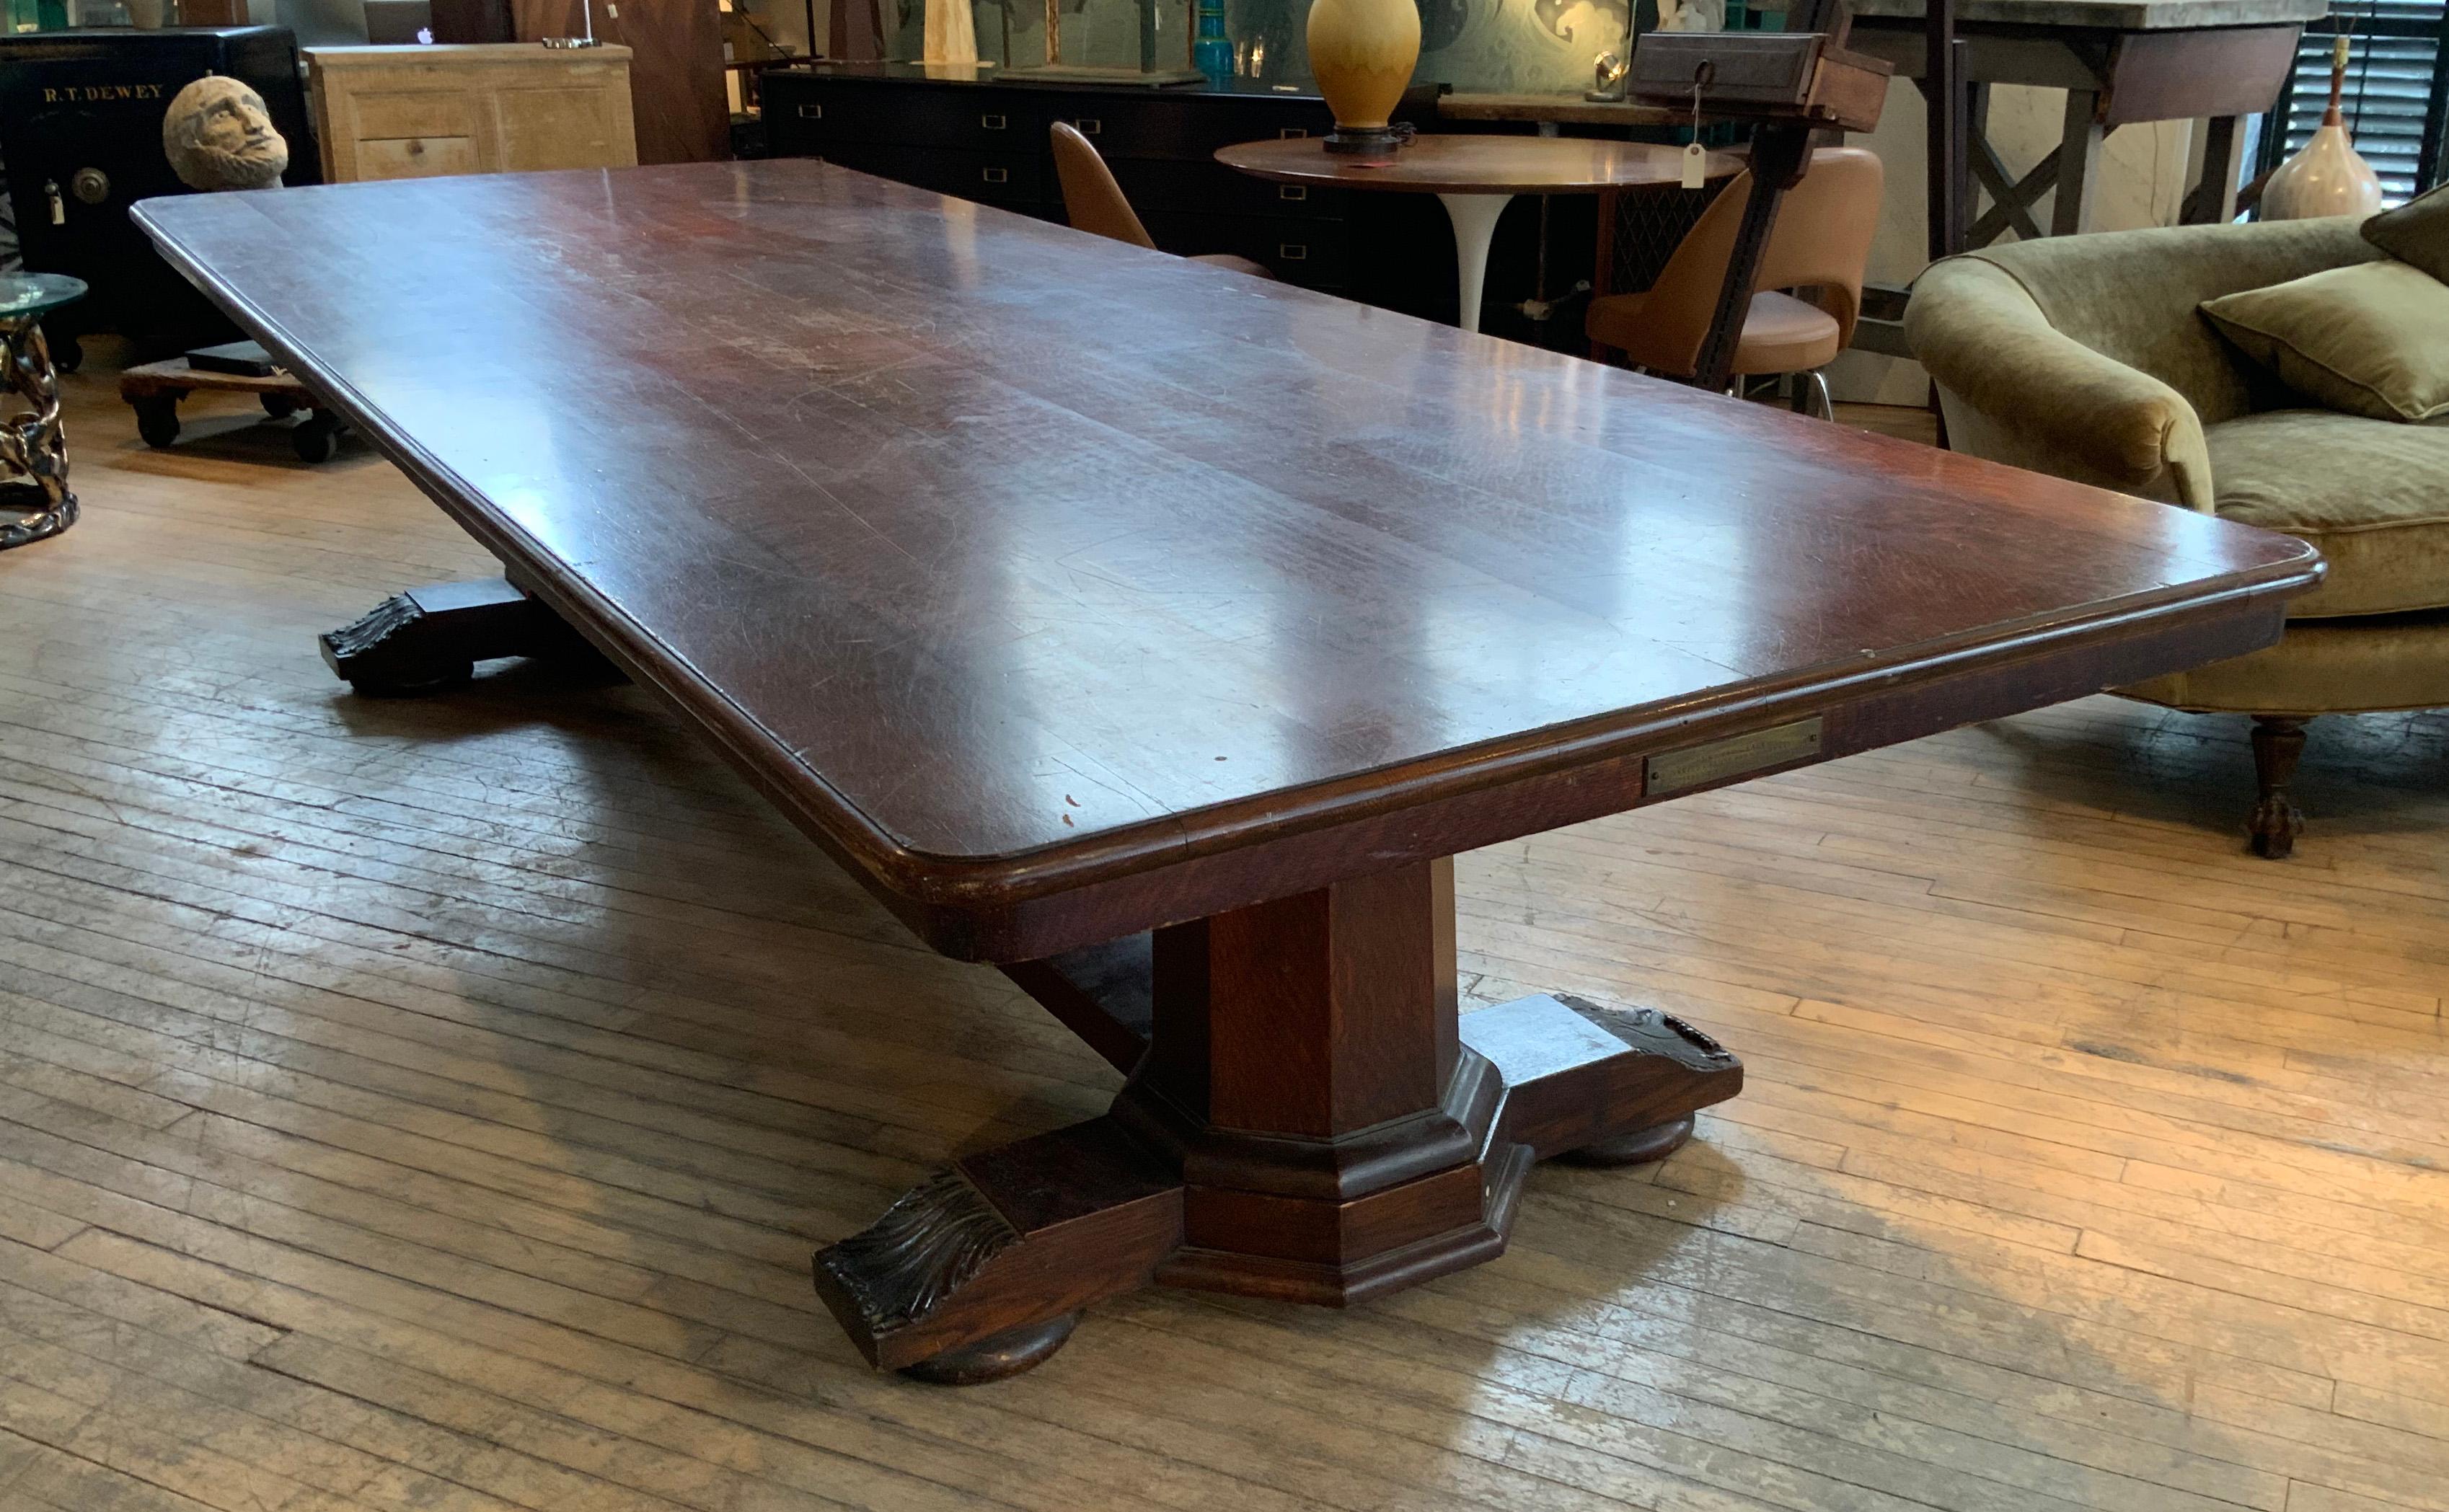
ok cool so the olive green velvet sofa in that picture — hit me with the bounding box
[1906,216,2449,857]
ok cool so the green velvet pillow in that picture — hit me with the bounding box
[2364,183,2449,283]
[2199,260,2449,423]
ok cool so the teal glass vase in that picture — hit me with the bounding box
[1192,0,1230,85]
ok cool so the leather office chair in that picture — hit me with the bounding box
[1049,122,1275,279]
[1587,147,1882,417]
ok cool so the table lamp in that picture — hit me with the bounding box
[2262,35,2383,221]
[1307,0,1418,155]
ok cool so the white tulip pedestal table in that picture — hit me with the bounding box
[1214,135,1742,335]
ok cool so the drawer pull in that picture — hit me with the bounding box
[1279,127,1307,139]
[1072,118,1101,134]
[982,167,1010,183]
[1279,185,1307,201]
[981,112,1006,130]
[798,103,824,119]
[1279,243,1308,261]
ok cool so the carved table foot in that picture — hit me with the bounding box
[811,1121,1181,1376]
[1460,994,1740,1166]
[322,578,614,694]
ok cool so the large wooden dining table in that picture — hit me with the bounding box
[135,160,2321,1387]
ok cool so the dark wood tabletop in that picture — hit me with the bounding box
[134,161,2317,961]
[1216,134,1742,193]
[133,159,2322,1388]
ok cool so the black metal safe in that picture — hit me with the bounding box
[0,27,319,366]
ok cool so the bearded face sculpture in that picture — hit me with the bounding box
[162,76,289,193]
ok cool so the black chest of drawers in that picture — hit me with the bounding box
[761,65,1449,316]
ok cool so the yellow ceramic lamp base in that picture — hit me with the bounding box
[1307,0,1418,152]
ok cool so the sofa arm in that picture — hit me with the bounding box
[1907,255,2215,510]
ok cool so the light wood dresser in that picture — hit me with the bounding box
[306,43,639,184]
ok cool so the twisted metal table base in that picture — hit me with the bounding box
[0,316,74,551]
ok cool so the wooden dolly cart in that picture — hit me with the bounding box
[119,340,352,462]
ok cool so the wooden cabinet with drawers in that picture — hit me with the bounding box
[306,43,640,184]
[760,64,1449,314]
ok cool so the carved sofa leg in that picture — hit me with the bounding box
[2248,714,2308,859]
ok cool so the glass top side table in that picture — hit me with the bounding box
[0,271,87,552]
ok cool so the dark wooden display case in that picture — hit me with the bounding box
[760,64,1451,315]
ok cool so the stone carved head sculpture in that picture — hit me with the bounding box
[162,75,289,193]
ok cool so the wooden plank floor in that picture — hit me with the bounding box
[1,360,2445,1512]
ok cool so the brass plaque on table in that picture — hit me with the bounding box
[1645,717,1822,797]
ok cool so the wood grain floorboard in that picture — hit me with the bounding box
[0,373,2443,1511]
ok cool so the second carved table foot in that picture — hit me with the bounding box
[322,578,619,694]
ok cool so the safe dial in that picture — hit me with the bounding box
[70,167,110,205]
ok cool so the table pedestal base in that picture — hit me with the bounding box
[1437,193,1512,335]
[311,600,1749,1386]
[813,859,1743,1383]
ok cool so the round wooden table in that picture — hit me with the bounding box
[1215,135,1742,334]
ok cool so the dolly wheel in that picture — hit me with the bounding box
[293,412,341,464]
[133,395,181,449]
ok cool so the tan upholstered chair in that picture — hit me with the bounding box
[1587,146,1883,415]
[1907,216,2449,857]
[1049,123,1274,278]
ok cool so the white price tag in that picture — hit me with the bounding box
[1681,141,1707,190]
